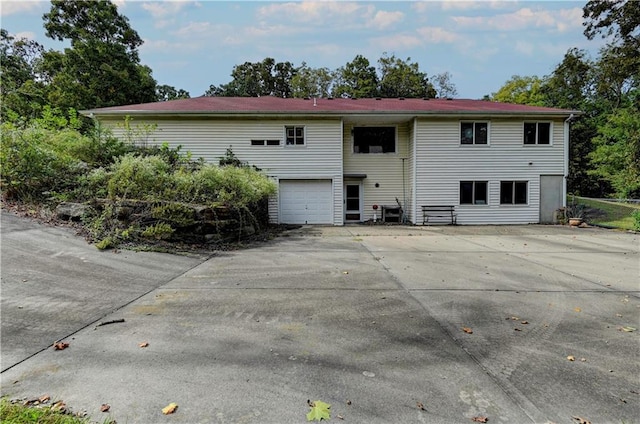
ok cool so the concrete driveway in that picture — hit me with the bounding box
[1,213,639,423]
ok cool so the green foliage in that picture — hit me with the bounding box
[633,210,640,231]
[491,75,545,106]
[306,400,331,422]
[151,203,196,226]
[0,397,92,424]
[0,123,83,201]
[106,154,173,200]
[331,54,379,98]
[588,107,640,198]
[207,57,296,98]
[377,53,436,99]
[141,222,174,239]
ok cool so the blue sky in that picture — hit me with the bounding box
[2,1,608,100]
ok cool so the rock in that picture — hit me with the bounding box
[55,202,91,221]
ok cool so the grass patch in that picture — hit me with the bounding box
[0,397,93,424]
[574,196,640,230]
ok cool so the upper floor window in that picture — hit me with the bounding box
[461,122,488,145]
[285,126,305,146]
[500,181,528,204]
[353,126,396,153]
[524,122,551,145]
[460,181,488,205]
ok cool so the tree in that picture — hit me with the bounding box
[377,53,435,98]
[331,55,379,98]
[491,75,545,106]
[583,0,639,47]
[432,72,458,99]
[0,29,48,122]
[208,58,296,97]
[290,63,333,98]
[156,85,190,102]
[41,0,156,111]
[589,105,640,198]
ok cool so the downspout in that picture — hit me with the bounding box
[412,117,418,224]
[563,114,574,207]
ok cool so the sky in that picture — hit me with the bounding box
[1,0,609,100]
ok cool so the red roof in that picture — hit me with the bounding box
[84,96,578,116]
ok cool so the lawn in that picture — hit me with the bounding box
[573,196,640,230]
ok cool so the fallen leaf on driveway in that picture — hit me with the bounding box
[162,403,178,415]
[567,355,576,361]
[574,307,582,312]
[51,401,67,413]
[39,395,50,403]
[462,327,473,334]
[521,320,529,325]
[472,416,488,422]
[417,402,426,410]
[53,341,69,350]
[139,341,149,348]
[307,400,331,421]
[619,326,636,332]
[572,416,591,424]
[100,404,110,412]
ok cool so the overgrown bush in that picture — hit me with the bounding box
[633,210,640,231]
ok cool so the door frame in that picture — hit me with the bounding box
[344,181,363,222]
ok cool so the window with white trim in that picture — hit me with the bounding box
[460,181,488,205]
[524,122,551,145]
[461,122,488,145]
[500,181,528,204]
[285,126,305,146]
[353,126,396,153]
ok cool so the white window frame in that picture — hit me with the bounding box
[460,121,490,146]
[500,181,528,205]
[251,139,281,147]
[285,125,306,146]
[523,122,552,145]
[460,181,488,205]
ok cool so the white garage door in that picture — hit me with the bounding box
[279,180,333,224]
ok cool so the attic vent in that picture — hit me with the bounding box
[446,97,453,101]
[304,97,311,100]
[423,97,430,100]
[398,97,405,100]
[351,97,358,100]
[375,97,382,100]
[327,97,334,100]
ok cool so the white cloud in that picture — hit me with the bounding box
[142,1,190,18]
[141,38,199,52]
[257,1,373,27]
[416,27,461,44]
[441,0,515,11]
[370,33,423,50]
[13,31,36,40]
[452,7,583,33]
[367,10,404,30]
[0,1,43,17]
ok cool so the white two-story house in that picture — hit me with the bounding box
[83,96,578,226]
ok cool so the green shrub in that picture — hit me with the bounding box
[141,222,174,239]
[0,124,82,201]
[633,210,640,231]
[106,154,173,200]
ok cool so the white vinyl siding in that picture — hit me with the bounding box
[103,117,344,225]
[415,118,565,224]
[343,122,412,222]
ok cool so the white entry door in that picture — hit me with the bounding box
[279,180,333,224]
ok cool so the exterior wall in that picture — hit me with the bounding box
[342,122,412,222]
[103,117,344,225]
[414,118,565,224]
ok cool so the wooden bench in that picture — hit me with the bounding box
[422,205,457,225]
